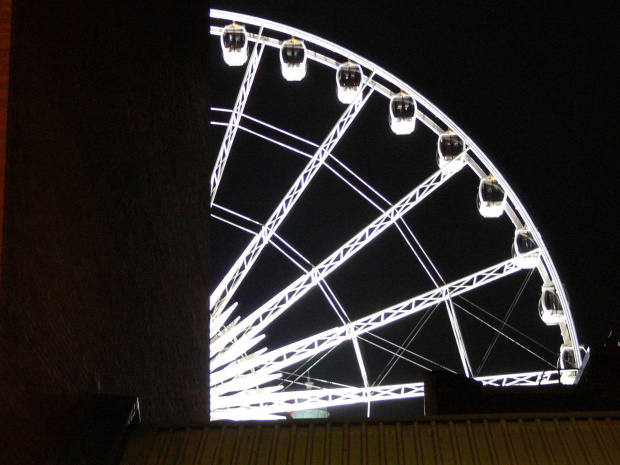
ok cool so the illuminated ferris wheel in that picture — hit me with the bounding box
[209,9,585,421]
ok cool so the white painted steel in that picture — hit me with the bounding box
[210,82,374,323]
[210,27,265,208]
[209,10,583,420]
[210,10,581,365]
[445,296,473,378]
[210,157,465,364]
[212,369,570,419]
[211,252,536,393]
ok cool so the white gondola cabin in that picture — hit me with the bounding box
[437,131,465,168]
[559,344,587,384]
[220,23,249,66]
[511,228,540,269]
[538,284,565,325]
[477,177,506,218]
[336,62,363,104]
[280,38,307,81]
[389,92,417,135]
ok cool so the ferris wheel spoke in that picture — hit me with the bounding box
[211,29,266,206]
[214,109,457,297]
[212,382,426,414]
[210,82,375,321]
[210,252,535,393]
[210,206,371,386]
[209,159,466,362]
[445,297,473,377]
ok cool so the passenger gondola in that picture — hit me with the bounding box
[559,344,587,384]
[477,177,506,218]
[538,284,565,325]
[220,23,249,66]
[389,92,417,135]
[336,62,363,104]
[511,228,539,269]
[280,38,307,81]
[437,131,465,168]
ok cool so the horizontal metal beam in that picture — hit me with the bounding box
[211,369,568,418]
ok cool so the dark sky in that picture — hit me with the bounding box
[210,2,618,416]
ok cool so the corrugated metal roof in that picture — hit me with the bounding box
[121,412,620,465]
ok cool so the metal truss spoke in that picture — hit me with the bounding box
[213,109,458,311]
[210,158,466,362]
[210,81,375,321]
[212,382,426,415]
[211,369,567,419]
[210,252,535,393]
[211,29,265,205]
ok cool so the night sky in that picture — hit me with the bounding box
[210,2,618,416]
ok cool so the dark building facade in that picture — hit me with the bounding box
[1,2,211,463]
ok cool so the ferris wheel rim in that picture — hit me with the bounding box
[209,9,582,419]
[210,8,580,366]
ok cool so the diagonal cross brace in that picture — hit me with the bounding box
[210,77,375,320]
[210,157,466,363]
[211,251,536,390]
[211,28,266,206]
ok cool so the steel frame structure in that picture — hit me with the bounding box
[211,369,571,420]
[210,79,375,321]
[212,251,539,392]
[211,27,265,206]
[209,10,583,421]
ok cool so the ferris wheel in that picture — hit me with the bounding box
[209,9,585,421]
